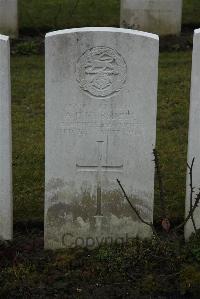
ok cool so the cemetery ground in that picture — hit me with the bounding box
[1,1,200,298]
[4,48,198,299]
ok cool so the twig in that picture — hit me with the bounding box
[116,179,158,239]
[174,189,200,232]
[173,158,200,233]
[187,158,197,233]
[153,149,166,219]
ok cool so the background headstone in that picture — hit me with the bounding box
[0,35,12,240]
[185,29,200,240]
[0,0,18,38]
[45,27,159,249]
[120,0,182,36]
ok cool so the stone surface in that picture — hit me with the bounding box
[185,29,200,240]
[0,0,18,38]
[45,27,159,249]
[120,0,182,36]
[0,35,12,240]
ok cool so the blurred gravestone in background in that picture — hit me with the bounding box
[120,0,182,36]
[0,0,18,38]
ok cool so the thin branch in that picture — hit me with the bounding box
[117,179,158,238]
[153,149,167,219]
[188,158,197,233]
[173,158,200,233]
[174,189,200,232]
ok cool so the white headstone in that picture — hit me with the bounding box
[0,35,12,240]
[0,0,18,38]
[120,0,182,36]
[185,29,200,240]
[45,27,159,249]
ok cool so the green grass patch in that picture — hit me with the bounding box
[156,51,191,219]
[12,55,44,222]
[183,0,200,26]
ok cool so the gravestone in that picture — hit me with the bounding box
[185,29,200,240]
[0,35,12,240]
[0,0,18,38]
[120,0,182,36]
[45,27,159,249]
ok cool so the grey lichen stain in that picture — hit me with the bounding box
[122,16,178,36]
[102,190,152,220]
[122,20,140,30]
[45,179,152,248]
[46,178,66,192]
[46,190,151,224]
[46,193,96,226]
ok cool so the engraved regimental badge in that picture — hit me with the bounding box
[76,47,127,98]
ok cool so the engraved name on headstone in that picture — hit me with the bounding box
[45,28,159,249]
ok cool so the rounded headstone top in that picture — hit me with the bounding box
[194,28,200,35]
[0,34,9,41]
[46,27,159,41]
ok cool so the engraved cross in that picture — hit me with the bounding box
[76,140,123,216]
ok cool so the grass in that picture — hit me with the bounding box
[183,0,200,26]
[156,51,191,219]
[12,55,44,222]
[11,50,192,223]
[18,0,200,34]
